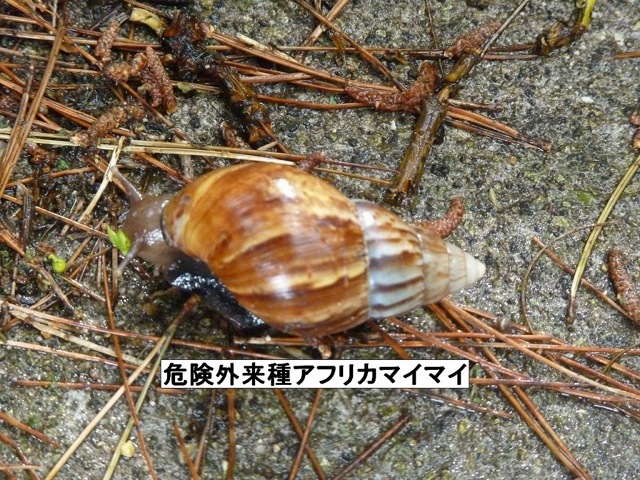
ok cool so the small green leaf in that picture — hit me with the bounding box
[56,158,70,170]
[176,82,195,93]
[107,226,131,255]
[47,253,67,273]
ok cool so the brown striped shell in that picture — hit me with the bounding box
[162,163,484,337]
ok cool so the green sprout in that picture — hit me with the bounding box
[107,226,131,256]
[56,158,70,170]
[578,0,596,28]
[47,253,67,273]
[176,82,195,94]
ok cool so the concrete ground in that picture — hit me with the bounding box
[1,0,640,478]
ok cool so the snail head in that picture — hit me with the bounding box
[110,166,181,273]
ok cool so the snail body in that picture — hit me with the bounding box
[119,163,485,337]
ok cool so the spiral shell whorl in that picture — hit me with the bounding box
[438,240,486,300]
[355,201,485,317]
[354,200,426,318]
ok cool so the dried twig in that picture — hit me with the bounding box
[332,414,412,480]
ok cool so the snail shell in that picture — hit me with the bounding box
[158,162,484,337]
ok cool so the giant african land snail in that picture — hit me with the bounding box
[113,162,485,337]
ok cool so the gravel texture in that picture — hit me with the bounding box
[1,1,640,479]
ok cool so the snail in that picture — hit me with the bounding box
[113,162,485,337]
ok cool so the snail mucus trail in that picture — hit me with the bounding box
[113,163,485,338]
